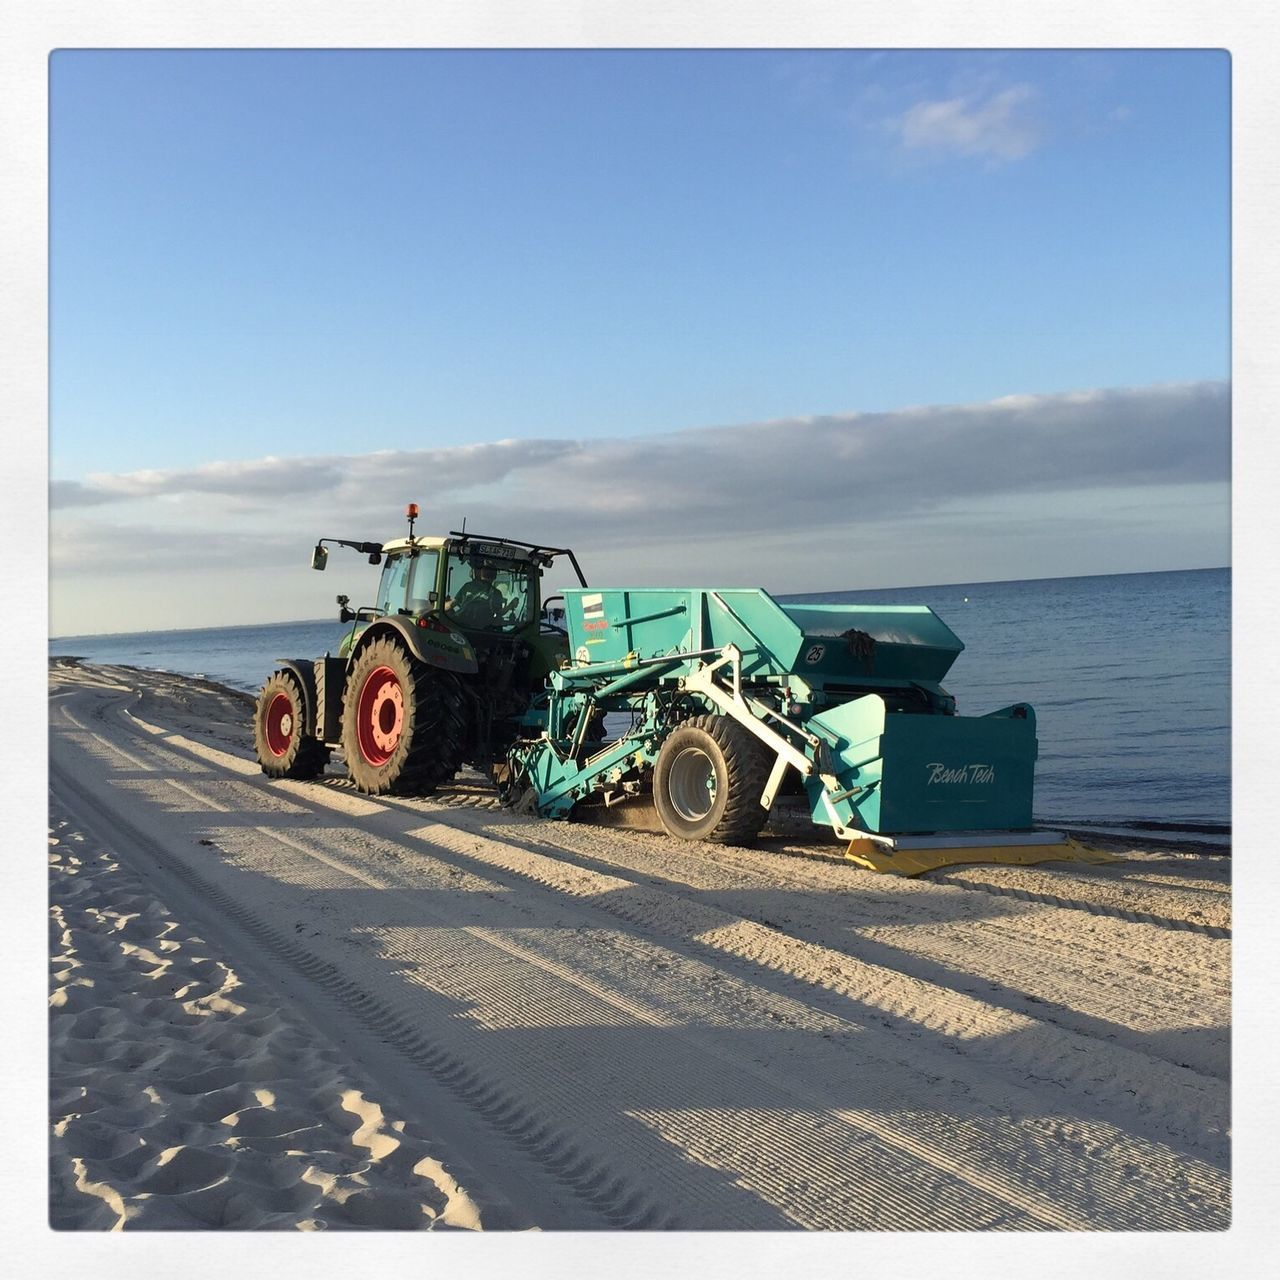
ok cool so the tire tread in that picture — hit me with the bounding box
[656,713,772,844]
[253,670,331,780]
[342,638,467,795]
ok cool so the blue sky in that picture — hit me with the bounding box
[48,49,1230,632]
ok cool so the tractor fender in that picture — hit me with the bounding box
[273,659,318,736]
[347,616,480,677]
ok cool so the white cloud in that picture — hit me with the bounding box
[52,380,1228,536]
[890,84,1041,164]
[49,380,1230,633]
[51,438,582,510]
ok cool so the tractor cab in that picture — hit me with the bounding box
[369,537,539,634]
[310,507,588,702]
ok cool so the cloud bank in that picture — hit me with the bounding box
[54,379,1228,527]
[50,380,1230,631]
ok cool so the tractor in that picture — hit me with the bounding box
[252,504,586,795]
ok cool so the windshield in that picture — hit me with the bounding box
[444,553,534,631]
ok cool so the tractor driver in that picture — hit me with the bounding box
[447,562,509,627]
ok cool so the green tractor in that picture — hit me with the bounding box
[252,504,586,795]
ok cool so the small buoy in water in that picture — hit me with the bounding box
[963,596,969,603]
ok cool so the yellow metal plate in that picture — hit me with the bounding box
[843,836,1126,877]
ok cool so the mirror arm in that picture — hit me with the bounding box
[319,537,384,555]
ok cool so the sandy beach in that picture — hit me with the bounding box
[48,659,1231,1230]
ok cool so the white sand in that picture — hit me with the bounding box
[48,661,1231,1230]
[49,811,492,1231]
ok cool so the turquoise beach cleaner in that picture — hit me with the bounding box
[503,586,1113,875]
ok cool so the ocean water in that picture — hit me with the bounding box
[51,567,1230,842]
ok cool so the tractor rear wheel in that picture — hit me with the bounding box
[253,671,331,779]
[652,714,771,844]
[341,638,466,795]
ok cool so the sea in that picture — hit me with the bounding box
[50,567,1231,847]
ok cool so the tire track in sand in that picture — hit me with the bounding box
[55,675,1229,1228]
[49,758,1095,1231]
[107,695,1229,1168]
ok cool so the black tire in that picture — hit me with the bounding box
[652,714,771,844]
[341,637,467,795]
[253,671,331,779]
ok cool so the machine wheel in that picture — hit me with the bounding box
[253,670,331,779]
[341,638,467,795]
[652,714,771,844]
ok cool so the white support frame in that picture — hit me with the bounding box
[676,644,1066,852]
[680,645,830,812]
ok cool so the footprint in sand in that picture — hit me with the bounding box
[167,1063,254,1098]
[60,1005,128,1040]
[49,980,100,1013]
[215,1146,318,1193]
[52,1116,148,1162]
[98,1141,157,1181]
[322,1187,434,1230]
[136,1144,236,1196]
[220,1102,318,1140]
[181,992,248,1019]
[187,1082,267,1123]
[169,1184,255,1229]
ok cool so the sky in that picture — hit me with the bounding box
[48,48,1231,636]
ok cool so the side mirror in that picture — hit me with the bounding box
[311,544,328,571]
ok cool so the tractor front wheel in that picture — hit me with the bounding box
[341,638,466,795]
[253,671,331,779]
[652,714,771,844]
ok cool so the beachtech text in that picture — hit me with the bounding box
[926,763,997,785]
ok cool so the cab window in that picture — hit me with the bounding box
[444,554,535,631]
[406,550,441,612]
[492,563,533,627]
[375,554,412,615]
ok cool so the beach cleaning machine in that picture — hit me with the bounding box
[503,587,1111,875]
[255,505,1112,876]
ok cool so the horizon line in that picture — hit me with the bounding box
[48,562,1230,643]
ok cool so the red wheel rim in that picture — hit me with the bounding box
[356,665,404,766]
[264,692,295,757]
